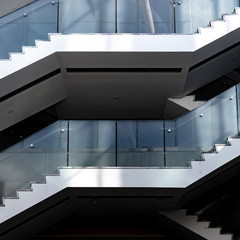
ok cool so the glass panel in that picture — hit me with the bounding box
[69,120,116,166]
[0,121,68,203]
[165,86,238,167]
[176,0,239,34]
[193,86,238,146]
[0,15,24,59]
[138,120,164,167]
[117,121,164,167]
[117,0,174,33]
[165,121,176,148]
[0,0,238,56]
[24,0,58,46]
[59,0,115,33]
[0,0,58,59]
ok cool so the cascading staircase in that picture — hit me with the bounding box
[0,2,240,240]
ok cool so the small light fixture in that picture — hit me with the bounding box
[51,1,55,5]
[23,13,27,17]
[30,144,34,148]
[61,129,65,133]
[230,96,234,100]
[168,129,172,133]
[178,1,181,5]
[200,114,204,117]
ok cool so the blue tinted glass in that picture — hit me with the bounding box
[117,121,137,148]
[0,0,57,58]
[69,120,97,148]
[165,121,176,148]
[59,0,115,33]
[176,0,239,33]
[138,121,164,148]
[69,120,116,167]
[23,121,68,149]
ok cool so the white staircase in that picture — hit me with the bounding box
[162,209,232,240]
[0,7,239,130]
[0,8,240,80]
[0,138,240,225]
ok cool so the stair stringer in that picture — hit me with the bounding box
[0,138,240,224]
[0,7,240,81]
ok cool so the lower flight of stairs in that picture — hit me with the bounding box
[0,137,240,239]
[161,209,232,240]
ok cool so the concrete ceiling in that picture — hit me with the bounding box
[56,51,192,120]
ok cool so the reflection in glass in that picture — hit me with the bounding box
[69,120,116,166]
[59,0,115,33]
[0,121,67,203]
[117,121,164,167]
[0,0,58,59]
[175,0,239,33]
[165,86,238,167]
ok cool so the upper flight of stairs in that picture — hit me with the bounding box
[1,7,240,73]
[0,8,239,127]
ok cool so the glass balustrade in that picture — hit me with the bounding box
[0,84,240,201]
[175,0,239,33]
[117,121,164,167]
[165,86,238,167]
[0,121,67,202]
[69,120,116,167]
[0,0,239,58]
[0,0,58,59]
[0,0,240,201]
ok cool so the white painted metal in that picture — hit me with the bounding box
[0,138,240,224]
[0,8,239,80]
[162,209,232,240]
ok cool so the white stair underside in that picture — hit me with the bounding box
[0,138,240,223]
[0,7,239,79]
[168,95,205,111]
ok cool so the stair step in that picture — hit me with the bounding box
[214,144,228,153]
[162,210,233,240]
[211,20,228,30]
[235,7,240,14]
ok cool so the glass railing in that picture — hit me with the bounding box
[0,0,58,59]
[165,86,238,166]
[0,121,67,201]
[0,0,239,58]
[0,83,239,201]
